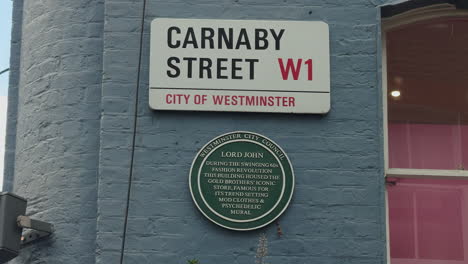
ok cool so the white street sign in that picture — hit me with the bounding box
[150,18,330,114]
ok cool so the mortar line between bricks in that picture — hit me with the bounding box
[120,0,147,263]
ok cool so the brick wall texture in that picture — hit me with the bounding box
[5,0,391,263]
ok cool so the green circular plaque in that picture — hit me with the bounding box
[189,131,295,231]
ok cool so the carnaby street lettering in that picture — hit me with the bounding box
[165,26,285,80]
[167,27,285,50]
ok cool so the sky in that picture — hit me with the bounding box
[1,0,13,189]
[0,98,6,189]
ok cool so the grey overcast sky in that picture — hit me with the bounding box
[0,0,13,96]
[1,0,13,189]
[0,1,12,96]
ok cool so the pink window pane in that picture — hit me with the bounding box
[386,17,468,170]
[388,187,416,259]
[388,178,468,263]
[388,124,467,170]
[463,126,468,169]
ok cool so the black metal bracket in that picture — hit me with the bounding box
[385,177,399,186]
[0,68,9,76]
[17,216,54,246]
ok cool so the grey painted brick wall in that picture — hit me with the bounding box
[121,0,387,263]
[96,1,145,262]
[6,0,393,263]
[7,0,104,263]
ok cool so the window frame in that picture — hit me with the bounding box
[382,4,468,179]
[387,181,468,264]
[382,4,468,264]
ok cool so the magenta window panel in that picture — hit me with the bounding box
[388,187,416,259]
[386,17,468,172]
[463,126,468,169]
[388,124,468,170]
[388,123,411,169]
[416,188,464,260]
[388,179,468,264]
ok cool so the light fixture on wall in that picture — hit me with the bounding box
[391,90,401,98]
[390,76,403,99]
